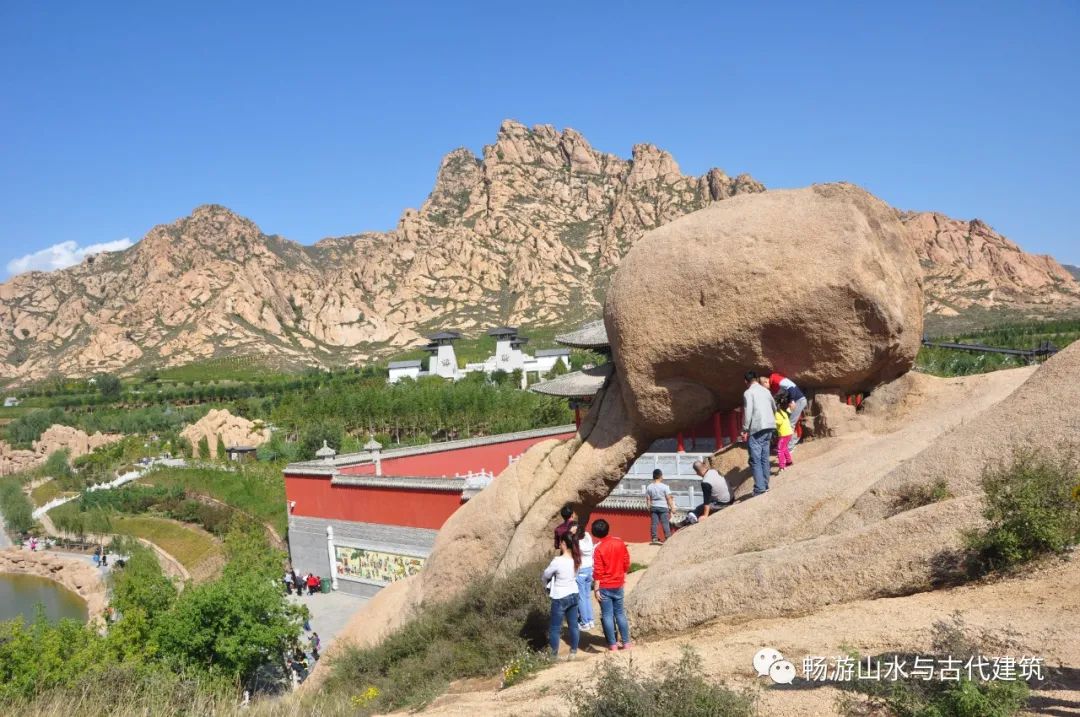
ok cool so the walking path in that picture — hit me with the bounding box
[32,457,186,519]
[287,589,368,653]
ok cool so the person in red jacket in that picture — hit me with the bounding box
[590,519,633,651]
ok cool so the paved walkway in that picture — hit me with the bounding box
[287,589,367,652]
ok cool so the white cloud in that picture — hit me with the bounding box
[6,238,134,276]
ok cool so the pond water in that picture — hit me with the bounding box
[0,573,88,623]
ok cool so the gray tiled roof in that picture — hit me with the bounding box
[555,320,609,348]
[534,347,571,357]
[487,326,518,336]
[427,331,462,341]
[332,475,467,492]
[530,363,613,397]
[388,360,423,369]
[285,424,576,471]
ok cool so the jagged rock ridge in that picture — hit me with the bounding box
[1,120,1077,380]
[0,121,764,380]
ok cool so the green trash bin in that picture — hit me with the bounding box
[321,577,331,593]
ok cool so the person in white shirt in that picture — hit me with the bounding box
[542,532,582,658]
[573,522,596,630]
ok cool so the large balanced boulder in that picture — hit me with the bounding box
[348,183,925,614]
[607,182,924,433]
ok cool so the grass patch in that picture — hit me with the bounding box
[140,465,286,536]
[111,515,223,575]
[963,451,1080,576]
[29,480,73,508]
[568,646,754,717]
[628,562,647,573]
[325,562,550,713]
[891,478,952,514]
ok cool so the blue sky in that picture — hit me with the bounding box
[2,1,1078,275]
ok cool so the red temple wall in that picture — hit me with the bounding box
[285,475,461,530]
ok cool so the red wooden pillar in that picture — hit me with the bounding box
[676,432,685,453]
[574,405,582,429]
[712,412,723,449]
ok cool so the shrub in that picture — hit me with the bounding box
[39,449,73,481]
[892,478,952,514]
[0,476,35,534]
[500,648,550,688]
[326,562,550,713]
[964,451,1080,575]
[567,646,755,717]
[838,617,1030,717]
[197,436,210,461]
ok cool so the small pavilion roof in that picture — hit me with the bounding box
[529,363,613,397]
[487,326,519,337]
[555,320,609,349]
[427,331,462,341]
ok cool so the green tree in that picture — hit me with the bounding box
[109,538,177,622]
[215,434,227,462]
[197,436,210,461]
[299,419,344,460]
[155,526,300,682]
[95,374,122,400]
[40,449,73,481]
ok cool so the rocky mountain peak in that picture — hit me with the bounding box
[0,122,1075,382]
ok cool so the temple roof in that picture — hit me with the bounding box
[388,359,422,369]
[487,326,519,337]
[555,320,609,349]
[427,331,463,341]
[529,362,613,397]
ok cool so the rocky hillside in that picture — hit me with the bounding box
[1,120,1077,381]
[0,121,763,381]
[900,211,1080,320]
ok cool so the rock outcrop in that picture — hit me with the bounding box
[0,424,122,476]
[372,184,926,608]
[627,342,1079,633]
[180,409,270,459]
[608,183,924,430]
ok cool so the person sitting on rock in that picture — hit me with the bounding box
[774,390,794,473]
[591,519,632,651]
[687,459,732,521]
[740,370,777,496]
[554,503,576,549]
[769,371,808,448]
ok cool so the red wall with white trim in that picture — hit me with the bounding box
[285,475,462,530]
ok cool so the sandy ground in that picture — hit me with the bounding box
[415,550,1080,717]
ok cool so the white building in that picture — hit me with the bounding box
[423,331,463,380]
[387,327,571,385]
[387,360,423,384]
